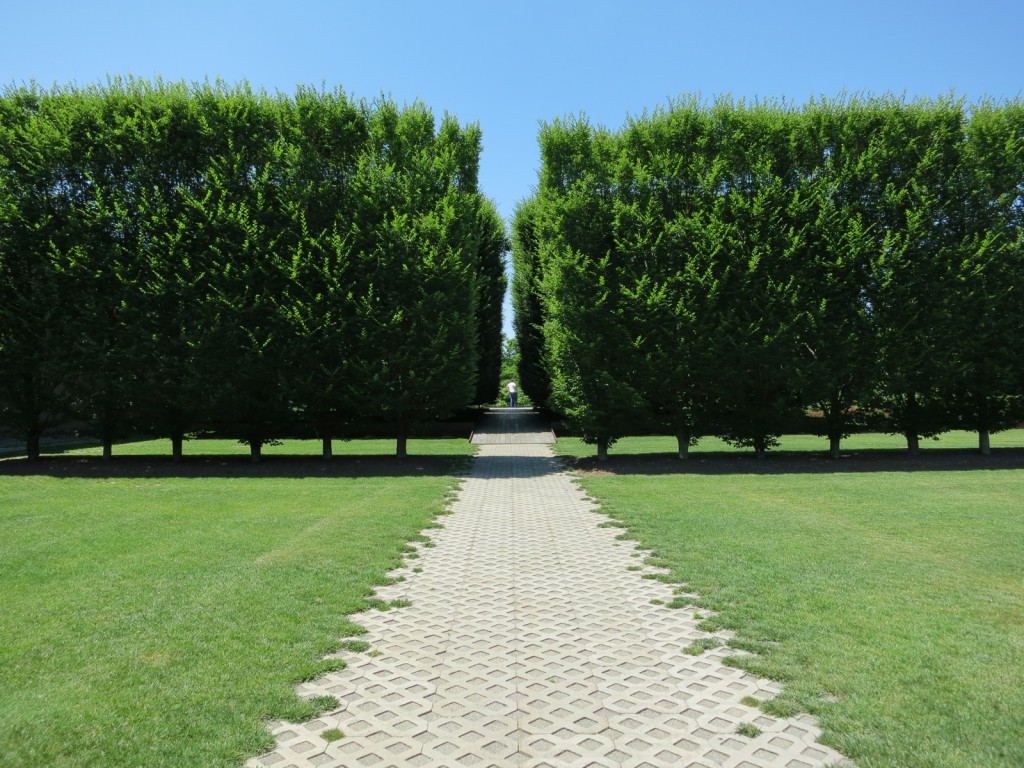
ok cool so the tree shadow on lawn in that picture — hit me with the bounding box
[0,452,576,481]
[570,447,1024,476]
[0,453,471,479]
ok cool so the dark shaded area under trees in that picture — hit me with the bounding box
[514,95,1024,459]
[0,79,507,460]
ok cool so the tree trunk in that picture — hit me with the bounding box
[26,429,41,461]
[102,437,113,460]
[250,439,263,463]
[396,426,408,458]
[979,429,991,456]
[171,433,183,463]
[905,392,921,456]
[676,430,690,460]
[755,436,767,461]
[322,437,333,460]
[829,434,842,459]
[597,438,609,462]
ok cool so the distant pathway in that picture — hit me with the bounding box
[248,409,848,768]
[469,407,556,445]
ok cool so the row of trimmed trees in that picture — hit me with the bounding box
[0,80,507,459]
[514,96,1024,459]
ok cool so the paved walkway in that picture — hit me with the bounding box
[470,408,556,445]
[248,411,849,768]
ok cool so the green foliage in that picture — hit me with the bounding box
[537,119,649,456]
[940,100,1024,450]
[472,199,509,405]
[0,88,80,458]
[344,105,485,455]
[511,196,552,408]
[521,95,1024,458]
[0,81,504,458]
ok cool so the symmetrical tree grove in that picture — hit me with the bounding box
[0,80,507,459]
[514,96,1024,458]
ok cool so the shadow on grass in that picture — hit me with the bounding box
[568,447,1024,476]
[0,453,472,479]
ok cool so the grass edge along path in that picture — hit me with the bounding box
[558,433,1024,768]
[0,439,473,768]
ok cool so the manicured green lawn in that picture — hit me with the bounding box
[0,435,478,461]
[63,436,476,458]
[0,439,472,768]
[558,432,1024,768]
[557,428,1024,459]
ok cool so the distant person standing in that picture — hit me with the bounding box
[506,380,518,408]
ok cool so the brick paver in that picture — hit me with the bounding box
[247,413,849,768]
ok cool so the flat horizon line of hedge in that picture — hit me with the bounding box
[513,95,1024,459]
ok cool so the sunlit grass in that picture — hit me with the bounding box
[555,428,1024,459]
[63,436,476,458]
[564,451,1024,767]
[0,440,469,767]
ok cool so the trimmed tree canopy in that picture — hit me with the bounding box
[514,96,1024,458]
[0,80,506,458]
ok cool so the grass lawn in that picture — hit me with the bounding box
[558,431,1024,768]
[0,438,473,768]
[13,435,476,459]
[557,428,1024,460]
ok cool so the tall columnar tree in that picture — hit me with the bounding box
[613,101,722,457]
[178,88,296,461]
[942,101,1024,452]
[511,196,552,409]
[864,98,965,453]
[701,103,810,458]
[347,103,483,456]
[471,198,509,406]
[59,84,158,459]
[795,99,880,457]
[538,118,649,459]
[0,86,77,459]
[114,81,222,460]
[270,86,368,458]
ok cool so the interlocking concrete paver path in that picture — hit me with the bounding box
[470,408,556,445]
[248,410,849,768]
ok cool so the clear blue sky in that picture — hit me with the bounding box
[3,0,1021,335]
